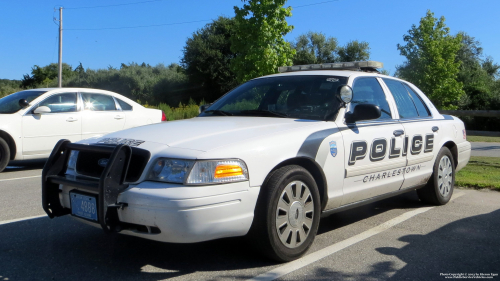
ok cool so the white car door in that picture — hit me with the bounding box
[381,78,440,190]
[81,93,126,139]
[338,77,406,205]
[22,92,81,156]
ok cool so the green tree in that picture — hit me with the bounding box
[181,16,237,102]
[453,32,500,111]
[337,40,370,62]
[21,63,75,88]
[231,0,295,82]
[291,31,338,65]
[396,10,464,109]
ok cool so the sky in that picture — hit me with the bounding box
[1,0,499,80]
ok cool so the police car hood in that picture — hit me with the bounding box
[98,116,321,152]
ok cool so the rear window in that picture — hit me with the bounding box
[117,98,133,110]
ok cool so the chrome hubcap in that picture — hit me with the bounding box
[275,180,314,248]
[438,155,453,197]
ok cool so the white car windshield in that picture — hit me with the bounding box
[0,90,47,114]
[200,75,348,121]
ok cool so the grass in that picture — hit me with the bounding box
[456,156,500,190]
[467,135,500,143]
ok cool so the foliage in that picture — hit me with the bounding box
[146,99,205,121]
[337,40,370,62]
[21,63,75,89]
[231,0,295,82]
[396,10,464,110]
[291,31,337,65]
[64,62,195,106]
[455,32,500,111]
[0,79,22,98]
[181,16,238,102]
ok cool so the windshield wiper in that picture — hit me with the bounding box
[240,109,289,118]
[203,110,233,116]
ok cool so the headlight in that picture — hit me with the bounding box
[147,159,194,183]
[147,158,248,185]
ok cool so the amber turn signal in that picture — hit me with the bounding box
[214,164,243,178]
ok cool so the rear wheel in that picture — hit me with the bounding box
[250,165,321,262]
[417,147,455,205]
[0,137,10,172]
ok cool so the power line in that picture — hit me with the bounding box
[294,0,338,9]
[65,0,164,10]
[65,19,212,31]
[63,0,338,31]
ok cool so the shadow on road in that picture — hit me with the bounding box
[318,191,424,235]
[307,209,500,280]
[0,191,431,280]
[5,159,46,173]
[0,217,273,281]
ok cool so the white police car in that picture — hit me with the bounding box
[42,61,471,262]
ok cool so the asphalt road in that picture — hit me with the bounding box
[0,162,499,281]
[471,142,500,157]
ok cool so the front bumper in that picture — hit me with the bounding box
[61,181,260,243]
[42,140,260,243]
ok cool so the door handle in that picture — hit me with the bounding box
[432,126,439,132]
[114,115,124,120]
[66,117,78,122]
[393,130,404,136]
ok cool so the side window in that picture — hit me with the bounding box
[403,83,431,117]
[350,77,392,119]
[117,98,133,111]
[382,79,418,119]
[82,93,117,111]
[37,93,77,113]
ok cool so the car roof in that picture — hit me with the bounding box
[257,70,390,79]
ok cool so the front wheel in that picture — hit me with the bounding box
[250,165,321,262]
[417,147,455,205]
[0,137,10,172]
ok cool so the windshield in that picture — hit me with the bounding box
[199,75,348,121]
[0,90,47,114]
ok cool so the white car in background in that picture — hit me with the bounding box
[0,88,164,172]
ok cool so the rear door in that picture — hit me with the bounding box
[81,93,126,139]
[338,77,406,205]
[381,78,440,189]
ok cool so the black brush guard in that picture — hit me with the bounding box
[42,139,134,233]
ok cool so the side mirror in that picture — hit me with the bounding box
[33,106,52,114]
[19,99,30,108]
[338,85,353,104]
[199,104,212,114]
[345,104,381,123]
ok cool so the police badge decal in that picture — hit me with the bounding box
[330,141,337,157]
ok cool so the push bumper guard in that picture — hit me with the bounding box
[42,139,133,233]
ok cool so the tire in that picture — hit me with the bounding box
[0,137,10,173]
[417,147,455,205]
[250,165,321,262]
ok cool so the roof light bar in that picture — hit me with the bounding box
[278,61,384,73]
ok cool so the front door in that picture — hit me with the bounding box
[22,92,81,156]
[338,77,406,205]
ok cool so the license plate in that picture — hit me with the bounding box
[70,192,98,221]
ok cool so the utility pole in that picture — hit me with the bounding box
[57,7,63,88]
